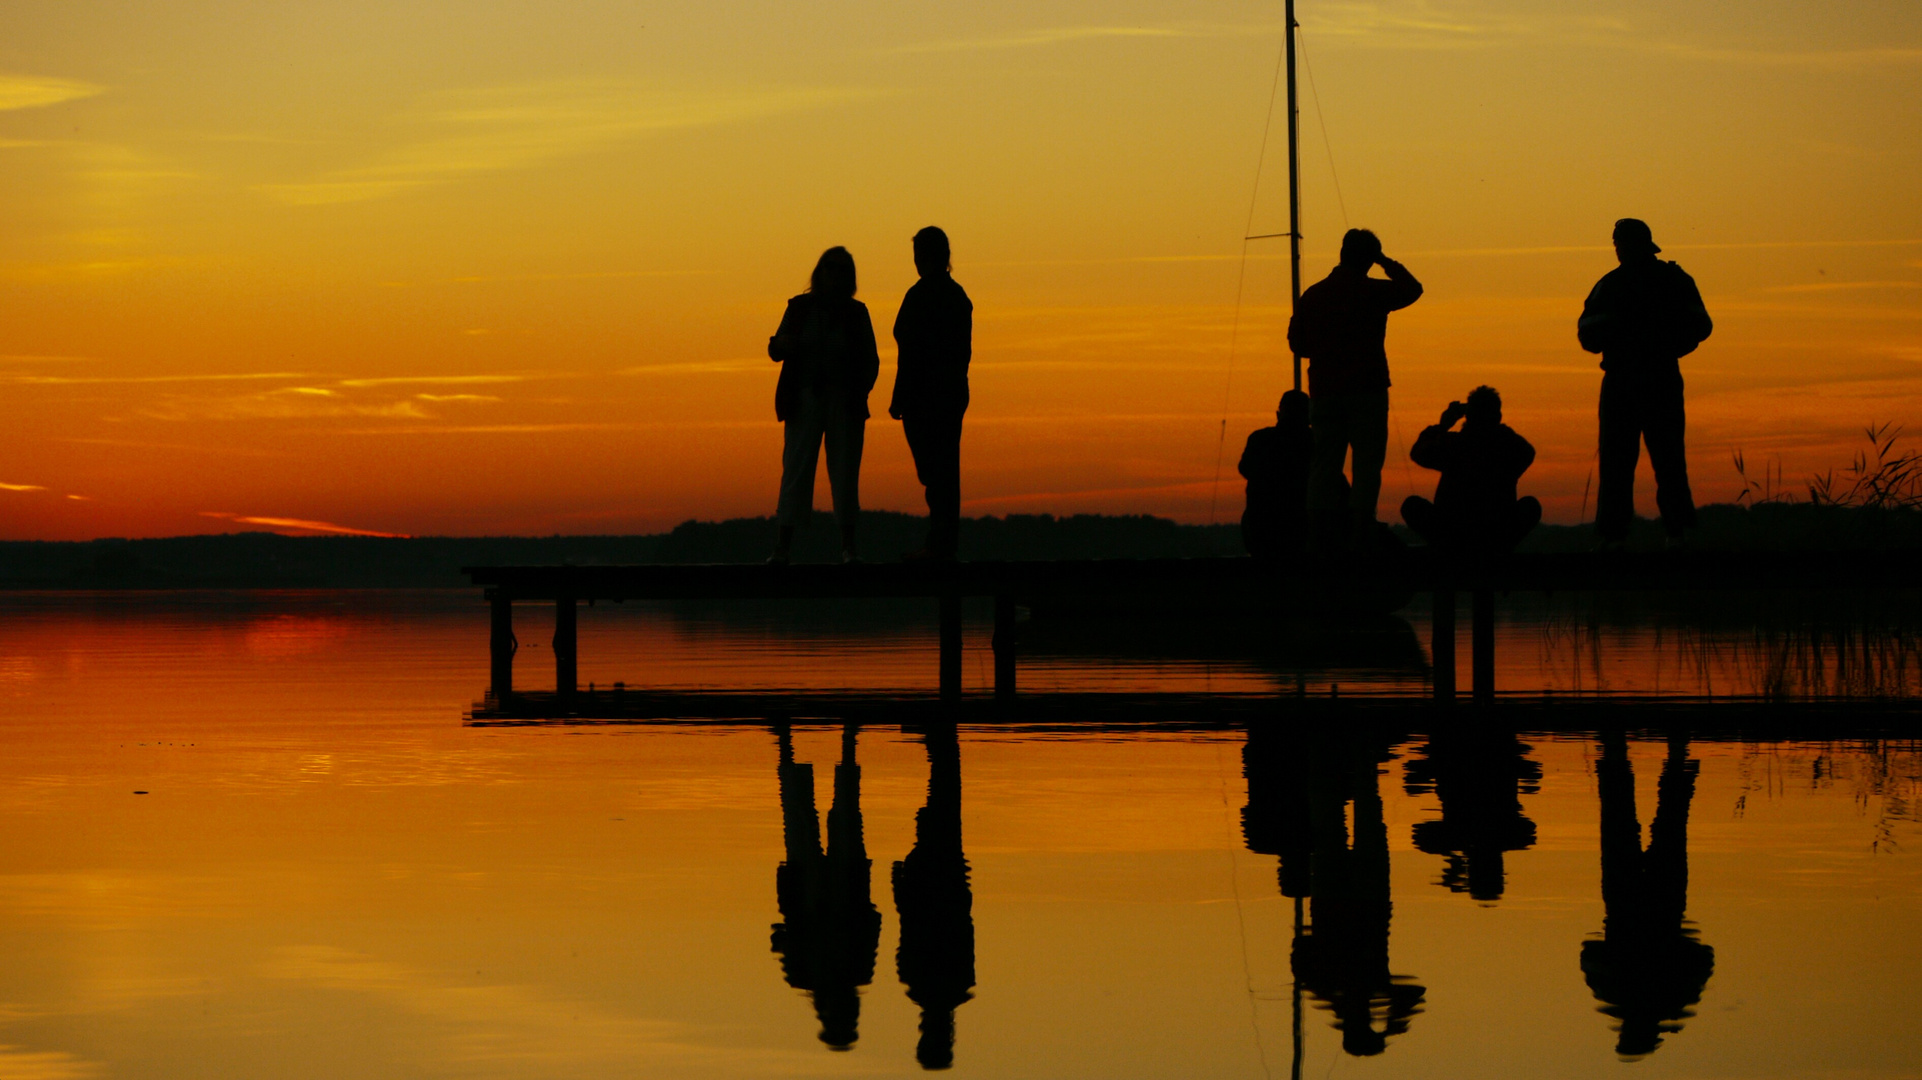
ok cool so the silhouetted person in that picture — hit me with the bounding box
[892,724,975,1070]
[1402,723,1541,901]
[1580,730,1715,1059]
[1281,728,1425,1056]
[890,227,974,562]
[769,247,881,564]
[1579,219,1712,549]
[770,723,882,1050]
[1399,386,1542,557]
[1242,720,1314,898]
[1288,229,1423,555]
[1238,390,1317,559]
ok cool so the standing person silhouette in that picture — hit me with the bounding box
[1579,219,1712,550]
[1288,229,1423,555]
[889,227,974,562]
[768,247,880,564]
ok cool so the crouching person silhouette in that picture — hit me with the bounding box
[1400,386,1541,557]
[1239,390,1321,559]
[768,247,880,565]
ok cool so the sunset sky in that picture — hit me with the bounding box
[3,0,1919,540]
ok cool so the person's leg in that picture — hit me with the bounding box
[926,411,963,557]
[1347,389,1391,550]
[1309,395,1353,553]
[775,391,826,558]
[1595,373,1641,543]
[823,396,865,559]
[1642,374,1697,537]
[1400,495,1442,548]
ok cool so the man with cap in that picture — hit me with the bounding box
[1578,219,1712,549]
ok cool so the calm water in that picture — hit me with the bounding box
[0,591,1918,1079]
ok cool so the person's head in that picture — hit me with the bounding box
[1612,218,1660,263]
[1278,389,1311,427]
[809,246,857,298]
[1339,228,1383,271]
[912,226,951,277]
[1465,384,1502,426]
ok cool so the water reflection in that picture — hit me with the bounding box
[892,723,976,1070]
[1245,724,1425,1057]
[1403,723,1541,901]
[1581,730,1716,1059]
[771,722,881,1050]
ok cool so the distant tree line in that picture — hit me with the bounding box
[1,504,1916,589]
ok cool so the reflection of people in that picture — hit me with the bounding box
[1242,721,1314,897]
[1578,219,1712,549]
[768,247,882,565]
[1247,726,1424,1057]
[1400,386,1542,557]
[1580,731,1715,1059]
[1403,723,1541,901]
[1288,229,1423,554]
[889,227,974,562]
[770,723,882,1049]
[1238,390,1319,559]
[892,724,976,1070]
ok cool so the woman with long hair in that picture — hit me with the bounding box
[767,246,880,564]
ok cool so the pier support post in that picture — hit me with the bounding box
[1471,586,1495,705]
[993,594,1017,702]
[554,595,578,697]
[489,590,515,698]
[1431,588,1455,703]
[939,593,962,701]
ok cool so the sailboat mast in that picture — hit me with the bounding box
[1285,0,1302,392]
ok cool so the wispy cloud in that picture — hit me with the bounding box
[1764,280,1922,294]
[259,81,874,205]
[336,375,531,388]
[618,359,766,376]
[200,512,407,538]
[139,387,433,422]
[0,482,47,493]
[888,25,1210,54]
[415,393,500,402]
[0,371,309,386]
[0,1043,98,1079]
[0,74,103,112]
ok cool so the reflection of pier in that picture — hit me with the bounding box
[466,551,1922,706]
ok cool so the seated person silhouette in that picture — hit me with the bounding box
[1238,390,1333,559]
[1399,386,1541,556]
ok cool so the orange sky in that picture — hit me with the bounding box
[2,1,1919,539]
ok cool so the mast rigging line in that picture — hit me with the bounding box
[1205,18,1292,525]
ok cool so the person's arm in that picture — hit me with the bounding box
[1670,264,1713,355]
[853,303,880,395]
[1408,425,1449,471]
[1376,255,1423,311]
[1577,276,1612,355]
[889,289,919,419]
[955,287,973,375]
[769,298,802,363]
[1238,430,1263,480]
[1511,429,1536,477]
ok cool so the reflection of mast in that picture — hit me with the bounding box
[770,723,881,1050]
[1580,731,1715,1059]
[893,723,975,1070]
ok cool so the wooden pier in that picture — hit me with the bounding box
[463,550,1922,707]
